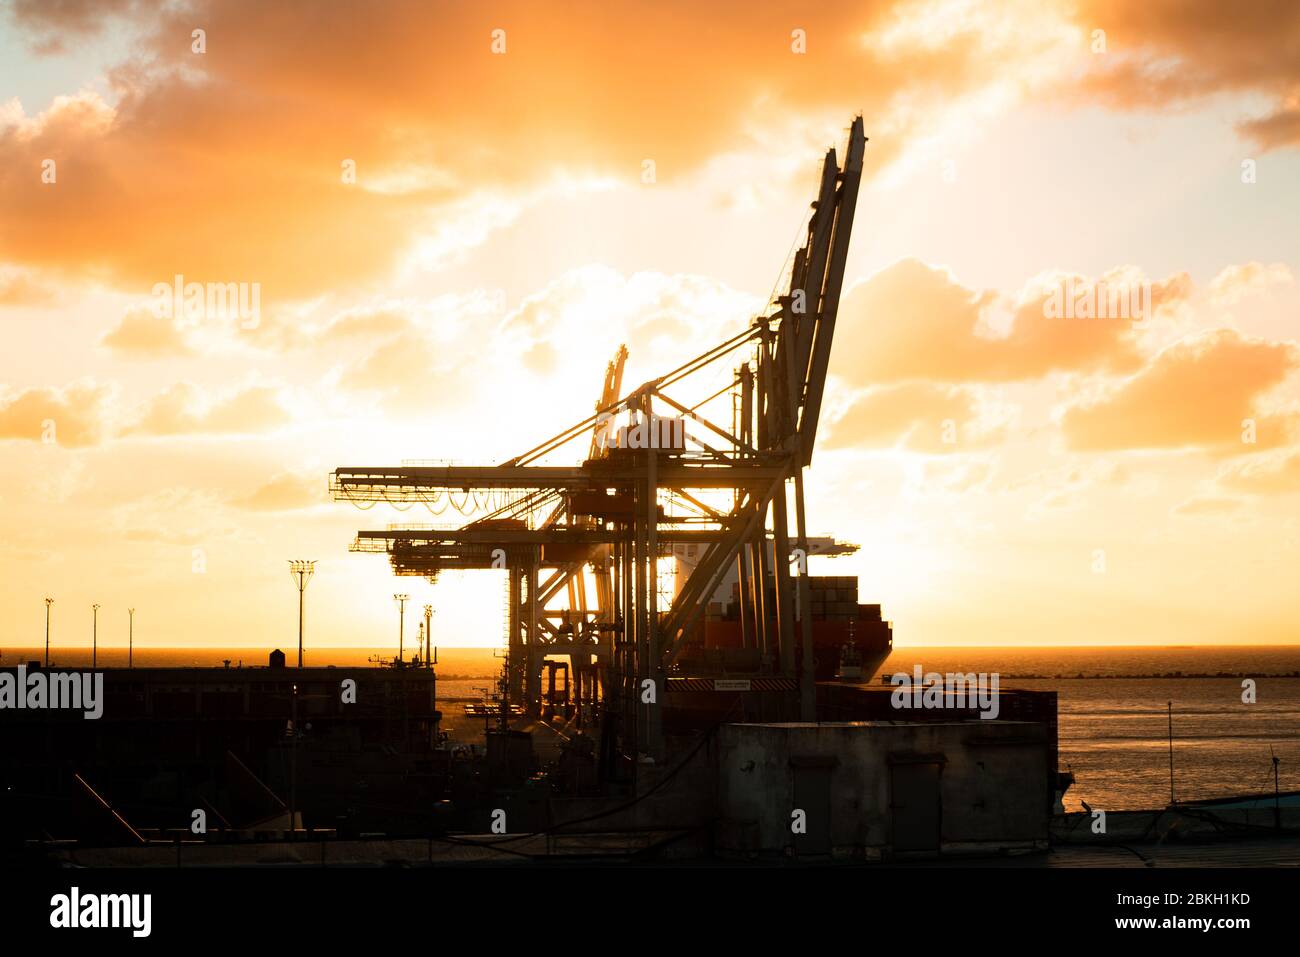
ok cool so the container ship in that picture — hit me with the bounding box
[669,539,893,682]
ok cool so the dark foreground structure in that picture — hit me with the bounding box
[1,654,1074,864]
[0,657,443,845]
[6,659,1293,866]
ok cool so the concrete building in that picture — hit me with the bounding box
[718,720,1050,860]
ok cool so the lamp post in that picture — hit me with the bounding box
[289,682,299,838]
[424,604,434,669]
[91,603,100,669]
[44,598,53,667]
[394,594,409,663]
[128,608,135,669]
[288,560,316,668]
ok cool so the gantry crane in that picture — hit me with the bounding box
[333,117,866,760]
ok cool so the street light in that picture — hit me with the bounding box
[44,598,53,667]
[289,681,300,838]
[91,603,100,669]
[423,604,434,670]
[128,608,135,669]
[288,560,316,668]
[394,594,409,663]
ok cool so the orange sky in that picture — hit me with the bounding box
[1,0,1297,652]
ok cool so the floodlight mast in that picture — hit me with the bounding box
[424,604,434,669]
[394,594,410,662]
[288,560,316,668]
[44,598,53,667]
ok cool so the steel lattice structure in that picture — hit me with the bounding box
[333,117,866,758]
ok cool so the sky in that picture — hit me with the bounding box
[0,0,1297,653]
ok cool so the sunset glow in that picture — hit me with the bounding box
[2,0,1297,653]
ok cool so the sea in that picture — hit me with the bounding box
[7,643,1297,812]
[876,646,1300,812]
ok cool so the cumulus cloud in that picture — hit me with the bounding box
[100,306,193,356]
[336,330,482,414]
[1207,262,1295,305]
[831,259,1189,386]
[0,0,1087,298]
[823,382,1006,452]
[4,0,1294,317]
[500,266,756,375]
[322,308,495,416]
[231,472,323,511]
[122,382,289,436]
[0,265,57,306]
[1072,0,1300,150]
[6,0,141,52]
[0,380,112,446]
[1060,329,1299,453]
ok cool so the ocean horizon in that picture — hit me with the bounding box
[6,644,1295,812]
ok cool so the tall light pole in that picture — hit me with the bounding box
[44,598,53,667]
[394,594,409,663]
[289,681,299,837]
[288,560,316,668]
[91,603,100,669]
[128,608,135,669]
[424,604,434,669]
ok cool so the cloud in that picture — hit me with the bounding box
[313,307,412,346]
[1060,329,1299,453]
[500,266,755,374]
[0,0,1085,298]
[0,380,112,446]
[823,382,1006,452]
[330,315,489,416]
[831,259,1189,385]
[336,267,760,420]
[1072,0,1300,149]
[100,306,193,356]
[0,265,57,306]
[1172,495,1245,516]
[122,382,289,436]
[6,0,139,42]
[0,86,426,299]
[231,472,323,511]
[339,332,445,393]
[1207,262,1295,305]
[110,486,237,545]
[1216,449,1300,495]
[919,458,994,493]
[1239,105,1300,151]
